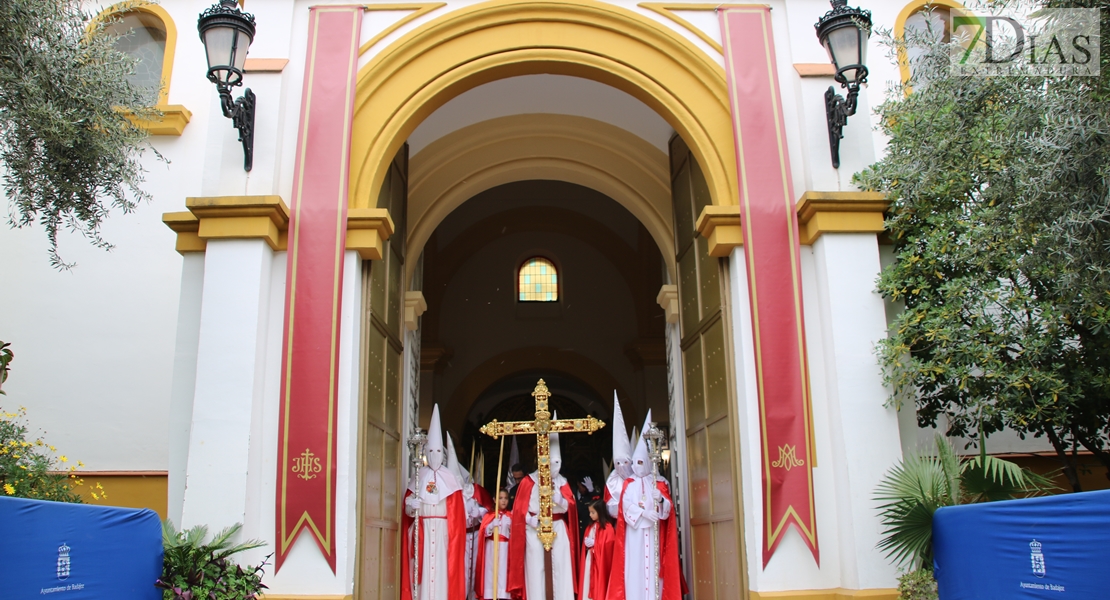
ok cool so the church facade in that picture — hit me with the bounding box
[2,1,990,599]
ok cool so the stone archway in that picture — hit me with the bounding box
[348,0,737,256]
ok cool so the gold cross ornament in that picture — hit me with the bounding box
[479,379,605,550]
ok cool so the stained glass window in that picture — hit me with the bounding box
[518,257,558,302]
[105,11,168,105]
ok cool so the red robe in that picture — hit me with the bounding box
[401,488,468,600]
[507,474,580,600]
[473,509,511,599]
[579,522,615,600]
[606,479,687,600]
[474,483,495,512]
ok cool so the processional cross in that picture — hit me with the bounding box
[479,379,606,550]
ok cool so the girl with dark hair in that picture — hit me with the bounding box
[579,499,616,600]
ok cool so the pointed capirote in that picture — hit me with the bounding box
[631,409,653,478]
[611,392,631,463]
[426,404,445,470]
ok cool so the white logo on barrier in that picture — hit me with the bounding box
[1030,539,1046,578]
[56,542,71,581]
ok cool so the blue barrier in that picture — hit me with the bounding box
[0,496,162,598]
[933,489,1110,599]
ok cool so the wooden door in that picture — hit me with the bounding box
[670,135,746,599]
[358,146,408,600]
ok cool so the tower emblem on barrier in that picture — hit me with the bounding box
[57,542,71,580]
[1030,539,1046,578]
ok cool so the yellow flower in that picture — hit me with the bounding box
[59,455,67,463]
[2,483,13,495]
[49,445,56,452]
[77,461,84,468]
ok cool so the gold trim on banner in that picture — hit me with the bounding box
[722,7,817,553]
[278,6,363,561]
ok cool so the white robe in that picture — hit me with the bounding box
[482,513,511,599]
[620,475,673,600]
[463,488,488,599]
[605,471,625,518]
[525,475,574,600]
[406,466,461,600]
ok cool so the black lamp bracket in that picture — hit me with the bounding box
[824,82,859,170]
[217,84,255,172]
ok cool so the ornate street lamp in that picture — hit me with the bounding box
[198,0,257,171]
[815,0,872,169]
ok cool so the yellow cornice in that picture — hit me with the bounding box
[795,191,888,245]
[186,195,289,250]
[162,211,205,254]
[346,207,395,260]
[163,198,393,257]
[126,105,192,136]
[695,204,743,257]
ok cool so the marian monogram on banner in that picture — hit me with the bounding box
[772,444,805,471]
[293,448,322,481]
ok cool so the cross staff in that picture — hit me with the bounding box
[479,379,605,550]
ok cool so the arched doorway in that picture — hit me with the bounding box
[350,3,746,598]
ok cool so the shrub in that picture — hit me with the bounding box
[157,520,270,600]
[898,569,938,600]
[0,405,99,503]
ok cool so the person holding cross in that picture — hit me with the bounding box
[507,426,579,600]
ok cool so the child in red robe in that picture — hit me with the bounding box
[475,489,512,600]
[580,500,615,600]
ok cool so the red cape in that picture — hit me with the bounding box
[579,522,615,600]
[507,475,580,600]
[606,479,687,600]
[474,509,511,598]
[401,489,468,600]
[474,483,495,512]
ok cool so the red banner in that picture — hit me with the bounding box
[719,8,818,566]
[276,6,363,573]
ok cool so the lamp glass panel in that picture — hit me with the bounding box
[203,26,235,80]
[827,25,864,82]
[232,29,252,72]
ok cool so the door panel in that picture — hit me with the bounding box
[358,146,408,600]
[670,134,745,599]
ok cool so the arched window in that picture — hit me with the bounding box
[99,4,178,106]
[895,1,965,86]
[518,257,559,302]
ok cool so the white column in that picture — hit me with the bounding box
[811,233,902,590]
[181,239,273,532]
[168,253,205,526]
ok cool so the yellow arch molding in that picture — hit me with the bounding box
[638,3,724,54]
[358,3,448,56]
[93,2,191,135]
[406,113,674,284]
[349,0,737,236]
[894,0,968,86]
